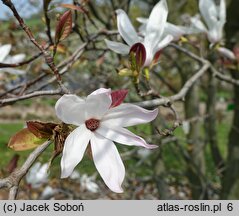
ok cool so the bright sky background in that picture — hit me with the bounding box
[0,0,71,20]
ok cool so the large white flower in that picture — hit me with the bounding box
[105,0,173,67]
[0,44,26,75]
[26,162,49,188]
[137,17,197,42]
[190,0,226,44]
[55,88,158,193]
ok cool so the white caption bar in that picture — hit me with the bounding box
[0,200,238,216]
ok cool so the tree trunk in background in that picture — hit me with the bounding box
[205,71,224,171]
[221,0,239,199]
[184,79,206,199]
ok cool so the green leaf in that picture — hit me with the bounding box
[227,103,235,111]
[8,128,46,151]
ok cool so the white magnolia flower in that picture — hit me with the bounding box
[137,17,197,41]
[26,162,49,188]
[0,44,26,75]
[190,0,226,44]
[217,47,236,61]
[55,88,158,193]
[80,174,99,193]
[105,0,173,67]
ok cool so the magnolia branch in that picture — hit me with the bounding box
[0,140,51,200]
[0,89,64,107]
[136,62,210,108]
[1,0,67,92]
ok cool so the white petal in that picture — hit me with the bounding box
[217,47,236,60]
[36,163,48,182]
[190,15,208,33]
[4,54,26,64]
[155,34,173,52]
[55,94,86,125]
[96,125,158,149]
[0,44,11,62]
[89,88,111,96]
[136,17,148,24]
[85,91,112,120]
[61,125,92,178]
[199,0,218,30]
[102,103,158,127]
[1,68,26,75]
[105,39,130,55]
[91,133,125,193]
[219,0,226,25]
[144,0,168,52]
[116,9,140,46]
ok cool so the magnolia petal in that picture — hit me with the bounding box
[190,15,207,33]
[116,9,139,46]
[0,68,26,75]
[105,39,130,55]
[217,47,236,60]
[61,125,92,178]
[208,25,222,44]
[0,44,11,62]
[102,103,158,127]
[96,125,158,149]
[136,17,148,24]
[91,133,125,193]
[144,0,168,52]
[199,0,217,30]
[86,91,112,120]
[219,0,226,25]
[55,94,86,125]
[155,34,173,52]
[4,54,26,64]
[89,88,111,96]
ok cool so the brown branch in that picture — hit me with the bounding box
[0,89,64,107]
[1,0,67,91]
[0,140,51,200]
[136,62,210,108]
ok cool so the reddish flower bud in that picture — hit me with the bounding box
[130,43,146,68]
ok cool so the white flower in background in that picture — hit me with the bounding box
[105,0,173,67]
[80,174,99,193]
[137,17,197,41]
[217,47,236,61]
[55,88,158,193]
[26,162,49,188]
[182,121,190,135]
[190,0,226,44]
[70,170,81,180]
[0,44,26,75]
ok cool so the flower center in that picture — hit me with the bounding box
[85,118,100,131]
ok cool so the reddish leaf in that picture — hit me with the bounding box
[8,128,46,151]
[27,121,57,139]
[130,43,146,68]
[110,89,128,108]
[60,4,86,13]
[55,10,72,45]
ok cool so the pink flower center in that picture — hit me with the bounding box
[85,118,100,131]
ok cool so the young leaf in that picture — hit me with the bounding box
[55,10,72,45]
[8,128,46,151]
[26,121,57,139]
[60,4,86,13]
